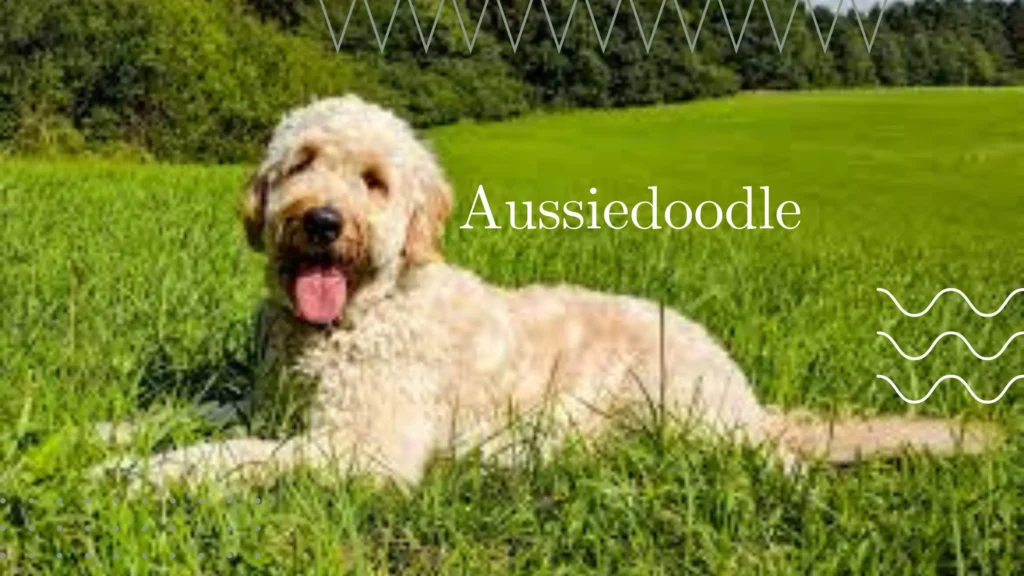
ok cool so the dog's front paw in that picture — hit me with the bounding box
[89,454,149,494]
[90,451,205,494]
[93,421,139,446]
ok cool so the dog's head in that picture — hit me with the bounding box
[242,95,452,326]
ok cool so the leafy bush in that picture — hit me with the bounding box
[0,0,395,162]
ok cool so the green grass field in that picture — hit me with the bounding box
[1,88,1022,574]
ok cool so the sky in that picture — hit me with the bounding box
[809,0,894,6]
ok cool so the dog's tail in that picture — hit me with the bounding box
[763,409,1000,464]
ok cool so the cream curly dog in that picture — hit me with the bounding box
[110,95,994,488]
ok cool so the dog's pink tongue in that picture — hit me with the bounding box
[293,264,347,325]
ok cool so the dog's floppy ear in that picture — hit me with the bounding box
[242,171,269,252]
[404,176,453,265]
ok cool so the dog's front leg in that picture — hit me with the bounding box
[98,432,356,492]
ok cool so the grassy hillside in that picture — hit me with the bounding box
[0,88,1021,573]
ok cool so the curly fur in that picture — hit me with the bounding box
[113,95,996,489]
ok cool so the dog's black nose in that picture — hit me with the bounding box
[303,206,342,245]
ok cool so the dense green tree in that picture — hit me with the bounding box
[963,36,999,83]
[872,30,909,86]
[313,0,530,123]
[932,29,969,84]
[905,32,938,85]
[1008,0,1024,69]
[832,18,878,86]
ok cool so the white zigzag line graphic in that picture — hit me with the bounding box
[876,374,1021,405]
[318,0,889,54]
[877,331,1024,361]
[877,287,1024,318]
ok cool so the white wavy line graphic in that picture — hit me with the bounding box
[877,287,1024,318]
[877,331,1024,361]
[876,374,1021,405]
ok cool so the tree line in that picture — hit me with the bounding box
[1,0,1022,162]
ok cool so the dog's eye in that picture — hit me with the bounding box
[362,168,388,197]
[284,145,318,177]
[287,157,313,176]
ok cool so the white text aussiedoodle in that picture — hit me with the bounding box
[460,185,802,231]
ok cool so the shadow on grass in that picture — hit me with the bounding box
[134,317,259,413]
[129,310,310,438]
